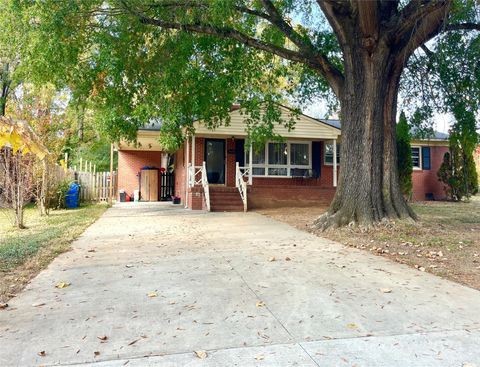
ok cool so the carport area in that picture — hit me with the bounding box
[1,203,479,366]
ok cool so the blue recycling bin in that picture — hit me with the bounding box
[65,182,80,209]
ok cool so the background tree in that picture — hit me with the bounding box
[396,111,413,198]
[0,0,30,116]
[14,0,480,228]
[438,104,479,201]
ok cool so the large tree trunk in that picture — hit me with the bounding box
[315,43,416,229]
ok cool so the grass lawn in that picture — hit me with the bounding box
[257,195,480,290]
[0,203,108,302]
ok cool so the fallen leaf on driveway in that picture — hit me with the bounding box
[256,301,266,307]
[380,288,392,293]
[128,338,141,346]
[285,256,291,261]
[147,292,158,298]
[0,303,8,309]
[194,350,208,359]
[268,257,276,262]
[55,282,70,289]
[346,323,358,329]
[38,351,46,357]
[97,335,108,341]
[94,351,100,357]
[255,354,265,360]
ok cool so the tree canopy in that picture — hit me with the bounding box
[4,0,480,227]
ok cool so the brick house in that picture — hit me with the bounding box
[116,121,170,200]
[117,105,450,210]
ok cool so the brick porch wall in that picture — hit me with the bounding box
[174,137,338,209]
[167,139,451,208]
[412,146,448,201]
[174,145,186,202]
[117,150,162,199]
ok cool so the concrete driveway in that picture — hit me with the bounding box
[1,202,479,367]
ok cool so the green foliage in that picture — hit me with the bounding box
[401,0,480,129]
[396,111,413,197]
[438,105,479,201]
[53,179,73,210]
[11,0,336,145]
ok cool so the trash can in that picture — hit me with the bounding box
[119,189,126,202]
[66,182,80,209]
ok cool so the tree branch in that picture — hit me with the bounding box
[259,0,344,95]
[420,44,434,58]
[393,1,452,74]
[120,1,345,96]
[444,22,480,31]
[138,17,320,70]
[143,1,271,22]
[392,0,451,45]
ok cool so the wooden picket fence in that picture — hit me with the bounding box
[77,171,117,202]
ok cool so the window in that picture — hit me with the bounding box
[411,146,421,169]
[245,141,311,177]
[325,143,340,165]
[290,143,309,166]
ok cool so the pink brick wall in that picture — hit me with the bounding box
[174,137,448,209]
[117,150,162,199]
[174,145,186,201]
[412,146,449,201]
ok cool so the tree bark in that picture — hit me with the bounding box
[0,63,11,117]
[315,40,416,229]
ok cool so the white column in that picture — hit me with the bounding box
[248,143,253,185]
[333,138,337,187]
[191,134,196,168]
[185,137,190,207]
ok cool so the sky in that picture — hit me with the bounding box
[303,97,453,134]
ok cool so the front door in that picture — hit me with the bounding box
[205,139,225,184]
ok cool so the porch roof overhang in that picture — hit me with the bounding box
[116,130,162,151]
[192,105,341,140]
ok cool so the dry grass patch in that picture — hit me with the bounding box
[0,204,108,302]
[257,196,480,290]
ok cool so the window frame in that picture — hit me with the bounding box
[324,142,340,166]
[245,140,312,177]
[411,146,422,170]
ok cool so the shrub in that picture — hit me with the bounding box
[396,111,413,197]
[438,108,479,201]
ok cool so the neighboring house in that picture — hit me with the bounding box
[474,146,480,184]
[116,105,449,211]
[409,131,449,201]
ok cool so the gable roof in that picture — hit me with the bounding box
[193,105,341,140]
[139,119,163,131]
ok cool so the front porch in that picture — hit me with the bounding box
[173,105,341,212]
[177,135,340,212]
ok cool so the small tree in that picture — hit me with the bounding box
[396,111,413,198]
[0,117,48,227]
[0,148,34,228]
[438,108,479,201]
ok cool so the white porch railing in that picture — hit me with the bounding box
[236,162,251,212]
[188,163,203,187]
[201,162,210,212]
[188,162,210,211]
